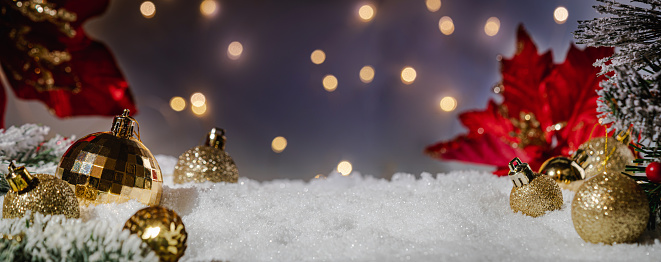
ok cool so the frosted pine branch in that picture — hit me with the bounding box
[575,0,661,73]
[0,213,158,261]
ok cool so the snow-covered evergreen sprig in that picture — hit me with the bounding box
[0,213,158,261]
[0,124,74,195]
[575,0,661,73]
[597,64,661,143]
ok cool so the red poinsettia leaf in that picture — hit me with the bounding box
[0,0,137,126]
[425,133,531,175]
[459,100,515,142]
[500,25,555,128]
[11,41,137,117]
[543,44,613,153]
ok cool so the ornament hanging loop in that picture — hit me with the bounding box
[205,127,226,150]
[508,157,535,187]
[6,161,35,193]
[111,109,141,141]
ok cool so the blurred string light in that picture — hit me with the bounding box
[323,75,338,92]
[200,0,218,17]
[337,161,352,176]
[401,67,416,85]
[359,66,375,83]
[190,92,206,107]
[358,4,375,22]
[484,17,500,36]
[310,49,326,64]
[554,6,568,24]
[314,174,326,179]
[440,96,457,112]
[170,96,186,111]
[438,16,454,35]
[426,0,441,12]
[140,1,156,18]
[227,41,243,60]
[271,136,287,153]
[191,103,207,115]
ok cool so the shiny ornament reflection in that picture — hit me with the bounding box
[56,109,163,206]
[173,127,239,183]
[124,206,187,262]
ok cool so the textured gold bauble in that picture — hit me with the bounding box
[55,110,163,206]
[124,206,187,262]
[510,173,563,217]
[173,127,238,184]
[3,164,79,219]
[578,137,634,180]
[571,172,649,244]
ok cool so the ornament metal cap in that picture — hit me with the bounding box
[508,157,535,187]
[111,109,136,139]
[6,162,36,193]
[204,127,226,150]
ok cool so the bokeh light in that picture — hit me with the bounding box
[227,41,243,60]
[314,174,326,179]
[401,67,417,85]
[170,97,186,111]
[140,1,156,18]
[359,66,375,83]
[271,136,287,153]
[554,6,568,24]
[337,161,353,176]
[323,75,338,92]
[200,0,218,16]
[358,4,375,22]
[191,104,207,115]
[190,92,206,107]
[440,96,457,112]
[439,16,454,35]
[426,0,441,12]
[484,17,500,36]
[310,49,326,65]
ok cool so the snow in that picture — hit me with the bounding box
[7,155,661,261]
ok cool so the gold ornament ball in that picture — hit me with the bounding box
[124,206,187,262]
[539,156,585,184]
[56,109,163,206]
[571,172,649,244]
[173,127,238,184]
[3,163,80,219]
[510,173,563,217]
[578,137,634,180]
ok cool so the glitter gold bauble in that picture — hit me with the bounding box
[2,162,79,219]
[173,127,238,183]
[571,172,649,244]
[56,109,163,206]
[508,158,563,217]
[577,137,634,179]
[124,206,187,262]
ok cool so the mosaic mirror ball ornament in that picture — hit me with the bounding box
[124,206,187,262]
[173,127,239,184]
[56,109,163,206]
[3,162,80,219]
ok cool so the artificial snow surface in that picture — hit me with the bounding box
[6,155,661,261]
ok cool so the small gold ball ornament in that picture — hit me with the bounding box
[539,155,585,190]
[56,109,163,206]
[2,162,80,219]
[571,172,649,244]
[173,127,239,183]
[508,158,563,217]
[124,206,187,262]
